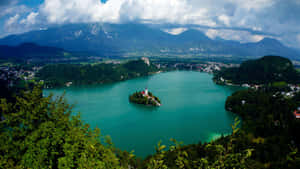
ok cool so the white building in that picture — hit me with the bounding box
[141,88,149,96]
[141,57,150,66]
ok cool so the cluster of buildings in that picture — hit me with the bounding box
[154,61,238,73]
[141,57,150,66]
[0,66,41,87]
[104,60,121,64]
[0,67,21,87]
[275,84,300,98]
[242,83,300,119]
[293,108,300,119]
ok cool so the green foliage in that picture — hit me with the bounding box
[146,141,168,169]
[225,87,300,168]
[37,59,158,87]
[214,56,300,85]
[2,66,300,168]
[129,91,161,106]
[0,87,126,169]
[142,120,254,169]
[286,146,300,169]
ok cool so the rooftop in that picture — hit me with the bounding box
[293,110,300,118]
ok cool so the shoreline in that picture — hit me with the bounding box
[43,70,218,89]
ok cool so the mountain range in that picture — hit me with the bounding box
[0,23,299,60]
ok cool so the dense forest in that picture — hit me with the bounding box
[214,56,300,85]
[37,59,158,87]
[0,86,126,168]
[224,86,300,168]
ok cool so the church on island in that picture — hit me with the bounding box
[129,88,161,107]
[141,88,149,97]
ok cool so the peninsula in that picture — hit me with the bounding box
[129,88,161,106]
[37,57,159,88]
[213,55,300,86]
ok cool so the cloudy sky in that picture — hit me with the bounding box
[0,0,300,48]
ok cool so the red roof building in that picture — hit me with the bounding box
[293,110,300,119]
[141,88,148,96]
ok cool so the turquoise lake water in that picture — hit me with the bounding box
[44,71,240,157]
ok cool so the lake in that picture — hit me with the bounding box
[44,71,241,157]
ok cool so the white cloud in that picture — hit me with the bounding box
[3,14,24,35]
[231,0,274,11]
[163,28,188,35]
[5,14,20,28]
[250,34,265,42]
[39,0,215,26]
[205,29,219,39]
[20,12,39,25]
[0,4,29,18]
[218,14,230,26]
[252,26,262,31]
[204,28,266,43]
[41,0,104,23]
[1,0,300,48]
[3,11,41,36]
[35,0,282,32]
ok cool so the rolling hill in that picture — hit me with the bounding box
[214,55,300,84]
[0,43,72,62]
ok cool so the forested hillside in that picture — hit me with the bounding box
[214,56,300,85]
[37,59,158,87]
[0,43,70,62]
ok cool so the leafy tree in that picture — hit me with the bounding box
[0,87,125,168]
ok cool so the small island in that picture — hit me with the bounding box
[129,88,161,106]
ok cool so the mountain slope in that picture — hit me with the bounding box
[241,38,299,60]
[0,23,299,60]
[0,43,70,62]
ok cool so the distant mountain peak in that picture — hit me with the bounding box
[0,23,298,60]
[177,29,210,41]
[258,37,282,45]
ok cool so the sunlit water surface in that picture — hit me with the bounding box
[44,71,241,157]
